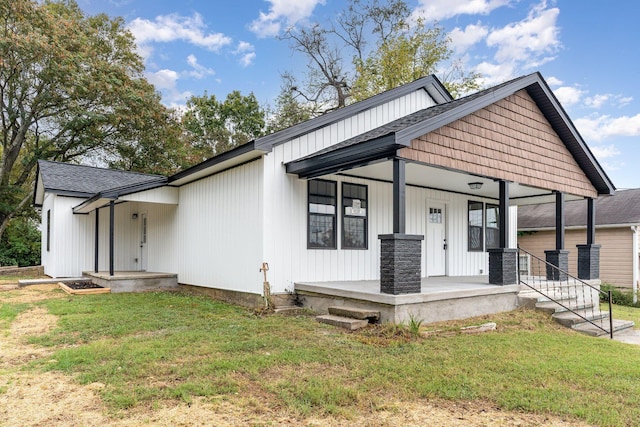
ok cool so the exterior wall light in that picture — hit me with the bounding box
[468,182,483,190]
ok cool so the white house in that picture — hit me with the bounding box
[34,73,614,317]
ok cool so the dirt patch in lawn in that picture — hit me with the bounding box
[0,283,66,304]
[0,286,593,427]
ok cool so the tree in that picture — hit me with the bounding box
[0,0,181,241]
[182,91,266,161]
[266,78,314,133]
[281,0,480,114]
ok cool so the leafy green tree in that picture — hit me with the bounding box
[266,79,314,133]
[0,0,182,241]
[182,91,266,161]
[0,214,41,267]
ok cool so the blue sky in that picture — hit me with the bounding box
[77,0,640,189]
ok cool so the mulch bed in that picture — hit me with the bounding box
[64,281,104,290]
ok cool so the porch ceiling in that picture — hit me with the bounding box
[336,161,583,205]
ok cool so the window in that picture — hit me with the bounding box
[485,204,500,250]
[468,201,483,252]
[308,180,337,249]
[46,209,51,252]
[429,207,443,223]
[342,183,368,249]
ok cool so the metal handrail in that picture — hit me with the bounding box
[517,247,613,339]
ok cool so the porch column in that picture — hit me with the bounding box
[109,200,114,277]
[489,180,517,285]
[94,208,99,273]
[577,197,601,280]
[393,158,406,234]
[545,191,568,281]
[378,158,423,295]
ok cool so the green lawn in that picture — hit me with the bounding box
[4,290,640,426]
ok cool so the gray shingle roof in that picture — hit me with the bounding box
[37,160,166,197]
[518,188,640,229]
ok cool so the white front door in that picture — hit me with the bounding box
[139,213,148,271]
[426,201,447,276]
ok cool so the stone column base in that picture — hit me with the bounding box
[488,248,518,285]
[577,244,600,280]
[379,234,424,295]
[545,250,569,281]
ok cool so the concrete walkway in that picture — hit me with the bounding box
[608,328,640,345]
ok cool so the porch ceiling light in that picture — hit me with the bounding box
[468,182,483,190]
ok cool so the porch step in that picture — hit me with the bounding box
[572,319,635,337]
[535,300,594,314]
[328,306,380,321]
[552,309,608,327]
[316,314,369,331]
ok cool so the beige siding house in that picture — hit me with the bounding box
[518,188,640,291]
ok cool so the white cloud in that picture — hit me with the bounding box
[186,54,216,79]
[127,13,232,60]
[553,86,584,106]
[486,1,560,65]
[473,1,561,86]
[590,144,620,159]
[618,96,633,107]
[249,0,325,38]
[234,41,256,67]
[545,76,563,86]
[145,69,191,105]
[449,23,489,53]
[575,113,640,142]
[413,0,510,21]
[585,94,610,109]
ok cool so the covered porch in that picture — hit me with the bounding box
[295,276,521,324]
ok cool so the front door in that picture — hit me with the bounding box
[426,201,446,276]
[139,212,148,271]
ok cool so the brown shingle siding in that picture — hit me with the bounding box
[400,90,597,198]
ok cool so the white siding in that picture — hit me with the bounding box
[45,195,94,277]
[176,159,264,294]
[282,91,436,163]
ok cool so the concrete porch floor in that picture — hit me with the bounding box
[83,271,178,293]
[295,276,522,324]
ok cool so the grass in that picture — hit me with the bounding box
[5,290,640,426]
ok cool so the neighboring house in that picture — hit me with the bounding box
[33,72,614,310]
[518,189,640,291]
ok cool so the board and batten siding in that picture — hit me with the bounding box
[176,158,264,294]
[42,195,94,277]
[518,227,634,288]
[280,91,436,164]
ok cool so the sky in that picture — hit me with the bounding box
[76,0,640,189]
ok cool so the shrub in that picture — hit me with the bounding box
[600,283,640,308]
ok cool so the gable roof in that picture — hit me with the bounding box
[34,160,166,206]
[285,72,615,196]
[254,75,452,151]
[518,188,640,230]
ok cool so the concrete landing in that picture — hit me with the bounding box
[83,271,178,293]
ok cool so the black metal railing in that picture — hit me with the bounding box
[517,247,613,339]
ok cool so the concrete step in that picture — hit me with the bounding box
[316,314,369,331]
[572,319,635,337]
[536,300,594,314]
[328,306,380,321]
[552,309,608,327]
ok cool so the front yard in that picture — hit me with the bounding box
[1,283,639,426]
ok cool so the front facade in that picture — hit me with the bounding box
[34,73,614,305]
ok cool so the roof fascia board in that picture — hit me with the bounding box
[101,179,167,199]
[255,75,452,151]
[525,77,615,195]
[168,140,261,184]
[285,135,400,178]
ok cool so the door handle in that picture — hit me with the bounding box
[443,239,447,250]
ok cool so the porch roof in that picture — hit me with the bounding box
[285,73,614,197]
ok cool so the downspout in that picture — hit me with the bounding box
[632,226,639,304]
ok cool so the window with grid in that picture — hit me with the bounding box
[308,179,337,249]
[342,182,367,249]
